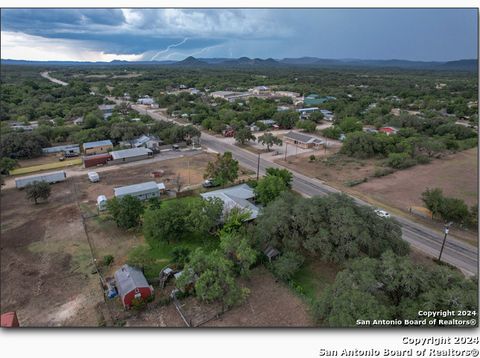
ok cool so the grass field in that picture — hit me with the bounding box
[10,158,82,175]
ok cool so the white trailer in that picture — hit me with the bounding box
[15,170,67,189]
[88,171,100,183]
[97,195,108,211]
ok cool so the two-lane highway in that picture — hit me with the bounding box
[201,132,478,276]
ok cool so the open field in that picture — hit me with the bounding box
[10,158,82,175]
[276,150,380,188]
[0,178,103,327]
[354,148,478,209]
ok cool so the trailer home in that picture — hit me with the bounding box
[113,181,161,201]
[15,171,67,189]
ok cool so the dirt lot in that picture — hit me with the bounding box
[0,153,217,327]
[0,179,104,327]
[276,149,379,187]
[354,148,478,209]
[204,267,313,327]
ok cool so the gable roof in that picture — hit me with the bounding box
[284,131,324,144]
[114,265,150,298]
[200,184,259,220]
[114,181,159,197]
[111,147,152,160]
[83,140,113,150]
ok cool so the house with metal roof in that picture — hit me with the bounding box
[110,147,153,164]
[114,181,161,200]
[137,96,155,105]
[82,140,113,155]
[284,131,324,149]
[98,104,116,119]
[120,134,163,151]
[114,265,153,309]
[200,184,260,220]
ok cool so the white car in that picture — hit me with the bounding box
[374,209,390,218]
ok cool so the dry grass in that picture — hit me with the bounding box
[11,158,82,175]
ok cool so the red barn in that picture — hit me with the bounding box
[1,312,19,327]
[114,265,153,309]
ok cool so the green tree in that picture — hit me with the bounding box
[0,157,18,175]
[107,195,144,229]
[265,167,293,188]
[421,188,444,219]
[271,251,304,281]
[234,126,256,145]
[439,197,469,225]
[204,152,239,186]
[254,175,288,205]
[273,110,297,129]
[219,207,252,236]
[322,126,342,139]
[25,181,51,204]
[296,119,317,133]
[257,132,282,151]
[337,117,363,133]
[177,249,249,309]
[220,233,257,276]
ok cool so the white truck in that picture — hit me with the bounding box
[15,170,67,189]
[88,171,100,183]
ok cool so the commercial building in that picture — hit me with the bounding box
[113,181,162,200]
[110,147,153,164]
[82,140,113,156]
[283,131,324,149]
[137,96,155,105]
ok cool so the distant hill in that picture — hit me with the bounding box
[173,56,208,67]
[438,59,478,71]
[1,57,477,72]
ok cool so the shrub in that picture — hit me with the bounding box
[103,255,114,267]
[171,247,191,268]
[386,152,417,169]
[344,177,368,187]
[416,155,431,165]
[309,154,316,162]
[373,167,395,177]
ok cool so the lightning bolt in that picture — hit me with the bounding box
[150,38,188,61]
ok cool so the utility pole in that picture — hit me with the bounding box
[438,222,452,261]
[284,143,288,161]
[256,153,261,180]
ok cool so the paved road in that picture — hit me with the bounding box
[201,132,478,276]
[42,72,479,276]
[40,71,68,86]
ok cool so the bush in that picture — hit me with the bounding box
[171,247,191,268]
[416,155,431,165]
[386,152,417,169]
[344,177,368,187]
[322,126,342,139]
[103,255,114,267]
[373,167,395,177]
[309,154,316,162]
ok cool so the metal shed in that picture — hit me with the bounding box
[114,181,160,200]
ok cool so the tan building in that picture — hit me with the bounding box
[82,140,113,156]
[284,131,324,149]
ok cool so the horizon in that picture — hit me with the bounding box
[1,9,478,62]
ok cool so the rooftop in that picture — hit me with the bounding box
[111,147,152,160]
[83,140,113,150]
[114,265,150,298]
[114,181,159,197]
[284,131,324,144]
[200,184,259,220]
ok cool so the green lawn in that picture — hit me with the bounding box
[290,259,341,302]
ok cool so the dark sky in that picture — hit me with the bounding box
[1,9,477,61]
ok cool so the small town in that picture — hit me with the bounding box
[0,6,478,344]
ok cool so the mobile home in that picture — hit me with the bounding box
[113,181,161,201]
[15,171,66,189]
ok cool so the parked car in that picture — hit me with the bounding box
[202,179,219,188]
[374,209,391,218]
